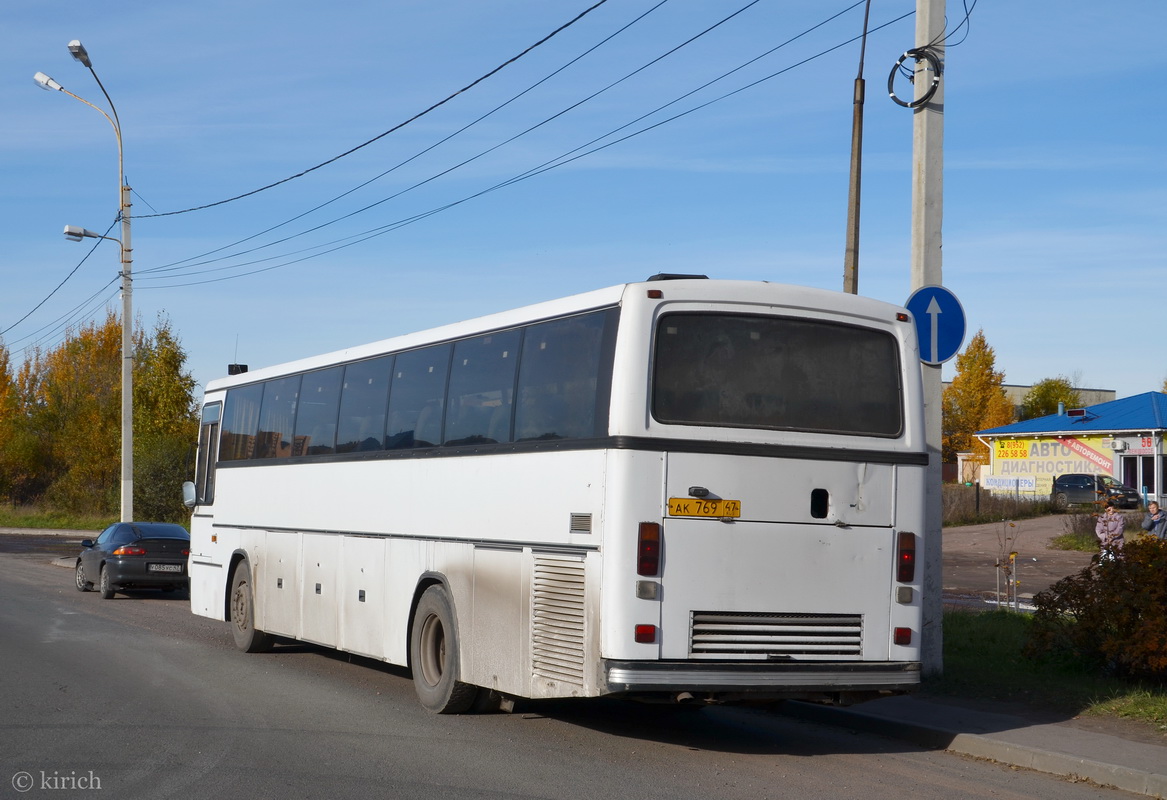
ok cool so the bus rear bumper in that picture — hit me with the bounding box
[602,660,921,705]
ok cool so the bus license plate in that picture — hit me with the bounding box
[148,563,183,573]
[668,498,741,518]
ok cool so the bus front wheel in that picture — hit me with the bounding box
[230,560,274,653]
[410,585,477,714]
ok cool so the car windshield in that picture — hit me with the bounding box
[128,523,189,540]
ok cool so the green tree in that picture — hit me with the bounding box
[3,347,53,505]
[133,314,198,521]
[36,312,122,513]
[942,329,1015,463]
[0,341,18,502]
[1019,377,1082,420]
[0,312,198,520]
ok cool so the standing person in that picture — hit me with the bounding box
[1095,501,1126,558]
[1142,501,1167,540]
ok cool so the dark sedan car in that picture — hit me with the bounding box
[75,522,190,599]
[1050,473,1141,510]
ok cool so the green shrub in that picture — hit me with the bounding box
[1027,538,1167,679]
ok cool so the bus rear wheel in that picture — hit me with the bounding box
[410,585,477,714]
[230,560,274,653]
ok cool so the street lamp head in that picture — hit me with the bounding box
[68,40,92,68]
[33,71,63,92]
[63,224,100,242]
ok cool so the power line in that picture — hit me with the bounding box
[143,0,675,276]
[7,281,121,362]
[0,218,118,338]
[141,0,831,285]
[142,0,769,281]
[4,1,621,341]
[141,5,913,291]
[137,0,614,219]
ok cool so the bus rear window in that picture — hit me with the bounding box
[652,313,903,436]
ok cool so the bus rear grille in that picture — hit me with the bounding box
[690,611,863,659]
[532,556,586,685]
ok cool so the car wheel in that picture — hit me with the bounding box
[1054,492,1069,510]
[75,561,92,592]
[98,565,116,599]
[409,584,477,714]
[230,560,274,653]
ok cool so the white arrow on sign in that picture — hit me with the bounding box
[926,296,942,363]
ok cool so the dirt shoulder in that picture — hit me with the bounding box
[942,515,1093,604]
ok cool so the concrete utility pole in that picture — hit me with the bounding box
[842,0,873,294]
[911,0,945,676]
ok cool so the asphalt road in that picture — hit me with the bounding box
[0,534,1133,800]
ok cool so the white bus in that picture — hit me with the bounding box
[184,277,927,713]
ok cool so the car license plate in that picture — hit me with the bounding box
[668,498,741,518]
[147,563,183,573]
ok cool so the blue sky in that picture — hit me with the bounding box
[3,1,1164,401]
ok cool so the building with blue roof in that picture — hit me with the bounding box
[975,392,1167,505]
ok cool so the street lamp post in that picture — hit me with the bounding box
[35,41,133,522]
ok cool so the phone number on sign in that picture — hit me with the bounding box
[995,441,1029,459]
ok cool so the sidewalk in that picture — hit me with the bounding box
[778,696,1167,798]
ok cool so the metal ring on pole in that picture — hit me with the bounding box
[887,47,942,108]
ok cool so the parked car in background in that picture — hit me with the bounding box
[1050,473,1140,510]
[74,522,190,599]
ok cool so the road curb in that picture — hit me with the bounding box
[777,701,1167,798]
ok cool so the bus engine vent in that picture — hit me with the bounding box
[532,556,587,686]
[689,611,863,660]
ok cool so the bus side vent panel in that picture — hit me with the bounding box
[568,513,592,534]
[532,556,587,686]
[690,612,863,660]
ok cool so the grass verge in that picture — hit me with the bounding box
[0,504,112,531]
[924,610,1167,733]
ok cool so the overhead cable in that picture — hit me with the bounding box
[141,7,914,290]
[137,0,613,219]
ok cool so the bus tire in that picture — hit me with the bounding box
[230,560,274,653]
[410,584,477,714]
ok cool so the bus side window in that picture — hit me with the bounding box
[515,313,606,441]
[444,331,520,446]
[335,355,393,454]
[255,375,302,459]
[387,344,450,449]
[294,366,343,456]
[220,384,263,461]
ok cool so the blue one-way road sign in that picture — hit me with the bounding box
[905,285,965,365]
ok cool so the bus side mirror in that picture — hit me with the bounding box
[182,481,197,509]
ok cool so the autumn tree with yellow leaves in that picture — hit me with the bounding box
[941,329,1015,464]
[0,311,197,521]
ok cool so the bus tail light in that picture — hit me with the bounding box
[637,522,661,576]
[893,627,912,646]
[896,531,916,582]
[634,624,657,644]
